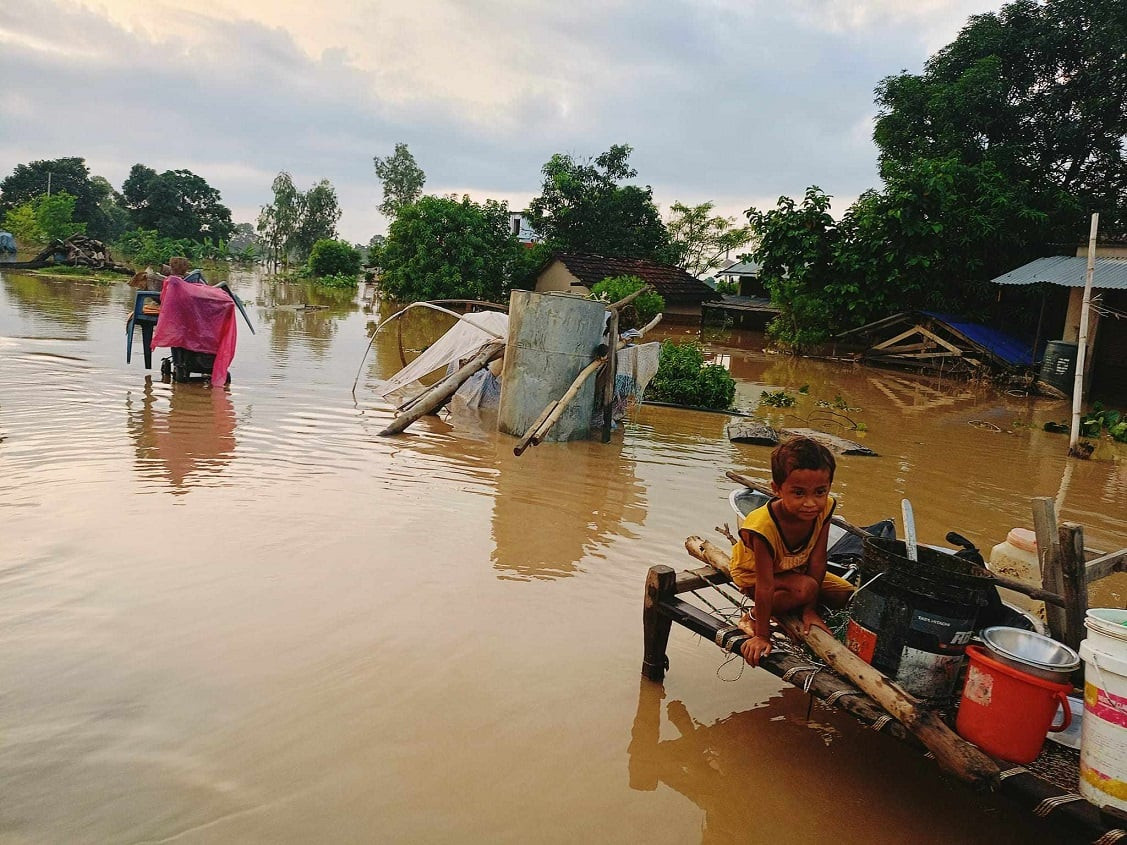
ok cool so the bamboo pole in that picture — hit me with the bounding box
[1069,213,1099,455]
[682,536,999,787]
[530,357,605,445]
[609,284,654,312]
[379,341,504,436]
[513,401,558,456]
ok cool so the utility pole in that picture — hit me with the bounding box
[47,172,52,196]
[1069,212,1099,457]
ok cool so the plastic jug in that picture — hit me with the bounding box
[989,528,1041,615]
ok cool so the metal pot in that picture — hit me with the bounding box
[980,626,1080,682]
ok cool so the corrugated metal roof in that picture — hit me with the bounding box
[991,256,1127,289]
[920,311,1036,366]
[717,260,761,276]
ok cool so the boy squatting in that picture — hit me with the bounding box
[731,437,855,666]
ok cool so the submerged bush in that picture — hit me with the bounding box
[308,238,361,279]
[645,340,736,409]
[588,275,664,330]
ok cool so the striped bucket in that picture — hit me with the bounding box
[1079,609,1127,811]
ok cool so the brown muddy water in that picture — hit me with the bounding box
[1,268,1124,844]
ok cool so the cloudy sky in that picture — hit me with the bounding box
[0,0,1006,243]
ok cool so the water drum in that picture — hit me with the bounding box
[846,537,992,700]
[1079,608,1127,812]
[956,645,1072,763]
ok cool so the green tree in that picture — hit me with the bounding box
[874,0,1127,237]
[526,144,673,261]
[666,201,755,275]
[122,165,234,243]
[35,192,86,241]
[373,142,426,219]
[379,194,523,302]
[257,172,301,272]
[291,179,341,259]
[0,157,121,240]
[308,239,361,278]
[3,203,43,245]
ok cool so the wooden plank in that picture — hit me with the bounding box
[1033,498,1066,643]
[1085,548,1127,584]
[1058,522,1088,653]
[872,325,925,351]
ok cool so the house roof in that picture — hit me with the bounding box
[716,260,761,277]
[836,310,1035,368]
[991,256,1127,290]
[550,253,719,302]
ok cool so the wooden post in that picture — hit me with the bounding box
[1033,497,1067,642]
[642,565,677,681]
[379,341,504,436]
[1058,522,1088,654]
[513,401,557,456]
[601,309,619,442]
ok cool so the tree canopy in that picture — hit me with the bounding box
[378,194,523,302]
[526,144,673,262]
[291,179,342,259]
[875,0,1127,237]
[373,143,426,219]
[666,201,754,276]
[0,157,121,240]
[746,0,1125,348]
[122,165,234,243]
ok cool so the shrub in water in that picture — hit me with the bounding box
[588,275,665,331]
[645,340,736,409]
[308,239,361,279]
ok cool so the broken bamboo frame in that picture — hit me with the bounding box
[726,471,1066,608]
[682,536,999,787]
[379,341,505,436]
[519,312,664,452]
[513,401,559,457]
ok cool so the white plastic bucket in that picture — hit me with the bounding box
[1079,608,1127,811]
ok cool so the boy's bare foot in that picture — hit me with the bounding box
[801,606,831,635]
[737,612,755,637]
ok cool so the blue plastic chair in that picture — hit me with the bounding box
[125,290,162,369]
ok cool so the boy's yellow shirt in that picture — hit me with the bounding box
[729,497,837,592]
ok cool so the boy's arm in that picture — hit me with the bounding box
[750,534,775,640]
[806,521,832,587]
[800,521,834,635]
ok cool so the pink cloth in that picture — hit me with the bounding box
[151,276,238,384]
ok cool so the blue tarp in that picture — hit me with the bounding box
[921,311,1036,366]
[0,231,16,254]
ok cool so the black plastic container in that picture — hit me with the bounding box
[1036,340,1078,397]
[845,537,995,700]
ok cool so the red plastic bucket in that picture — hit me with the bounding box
[956,645,1072,763]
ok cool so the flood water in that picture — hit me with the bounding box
[2,268,1124,844]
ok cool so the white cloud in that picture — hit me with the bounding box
[1,0,1007,242]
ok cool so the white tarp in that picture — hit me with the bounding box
[375,310,509,401]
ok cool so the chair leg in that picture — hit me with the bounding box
[126,318,135,364]
[141,323,154,369]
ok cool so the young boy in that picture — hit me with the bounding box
[731,436,854,666]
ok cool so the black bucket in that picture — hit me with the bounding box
[1036,340,1078,397]
[845,537,995,700]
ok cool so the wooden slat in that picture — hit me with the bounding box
[1033,497,1067,643]
[1085,548,1127,584]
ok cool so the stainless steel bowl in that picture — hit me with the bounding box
[981,626,1080,682]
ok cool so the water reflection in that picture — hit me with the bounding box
[490,439,647,579]
[125,378,236,492]
[256,280,358,360]
[0,270,112,336]
[626,680,1057,844]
